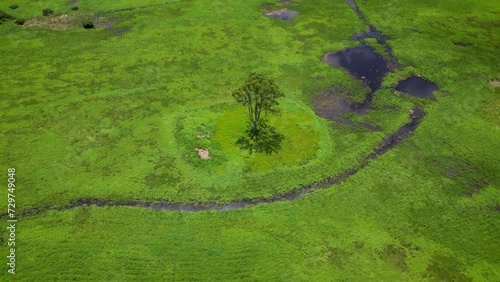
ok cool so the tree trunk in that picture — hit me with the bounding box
[251,120,258,136]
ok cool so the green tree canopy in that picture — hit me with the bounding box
[232,73,284,135]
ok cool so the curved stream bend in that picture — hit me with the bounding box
[1,1,426,216]
[8,108,425,216]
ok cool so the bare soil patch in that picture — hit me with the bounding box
[22,12,123,33]
[24,14,82,29]
[489,80,500,87]
[195,148,210,160]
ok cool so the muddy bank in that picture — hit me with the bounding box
[312,89,362,118]
[396,76,439,98]
[312,88,382,130]
[4,108,424,217]
[375,108,424,155]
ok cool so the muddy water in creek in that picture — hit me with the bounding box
[346,0,397,63]
[5,107,425,216]
[4,1,438,216]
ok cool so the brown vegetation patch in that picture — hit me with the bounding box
[379,245,408,271]
[441,160,491,197]
[423,255,471,281]
[24,13,88,29]
[489,80,500,87]
[466,179,489,198]
[23,12,119,31]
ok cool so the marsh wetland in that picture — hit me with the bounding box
[0,0,499,280]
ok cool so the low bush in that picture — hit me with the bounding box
[42,8,54,16]
[82,21,95,29]
[0,10,14,23]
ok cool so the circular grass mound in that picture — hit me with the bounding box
[212,105,321,173]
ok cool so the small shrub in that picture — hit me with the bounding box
[42,8,54,16]
[82,21,95,29]
[71,6,79,11]
[0,10,15,23]
[15,18,25,25]
[9,5,19,10]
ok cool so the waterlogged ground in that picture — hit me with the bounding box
[0,0,377,208]
[0,0,499,280]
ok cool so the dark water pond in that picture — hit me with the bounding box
[323,45,389,91]
[264,8,298,20]
[395,76,439,98]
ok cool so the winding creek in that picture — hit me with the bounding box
[2,0,433,217]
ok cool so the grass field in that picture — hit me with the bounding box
[1,0,499,280]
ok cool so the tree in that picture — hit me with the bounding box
[232,73,284,136]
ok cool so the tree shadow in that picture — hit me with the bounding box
[236,124,284,155]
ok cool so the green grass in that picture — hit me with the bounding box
[212,103,322,172]
[0,0,387,207]
[4,169,499,280]
[0,0,499,280]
